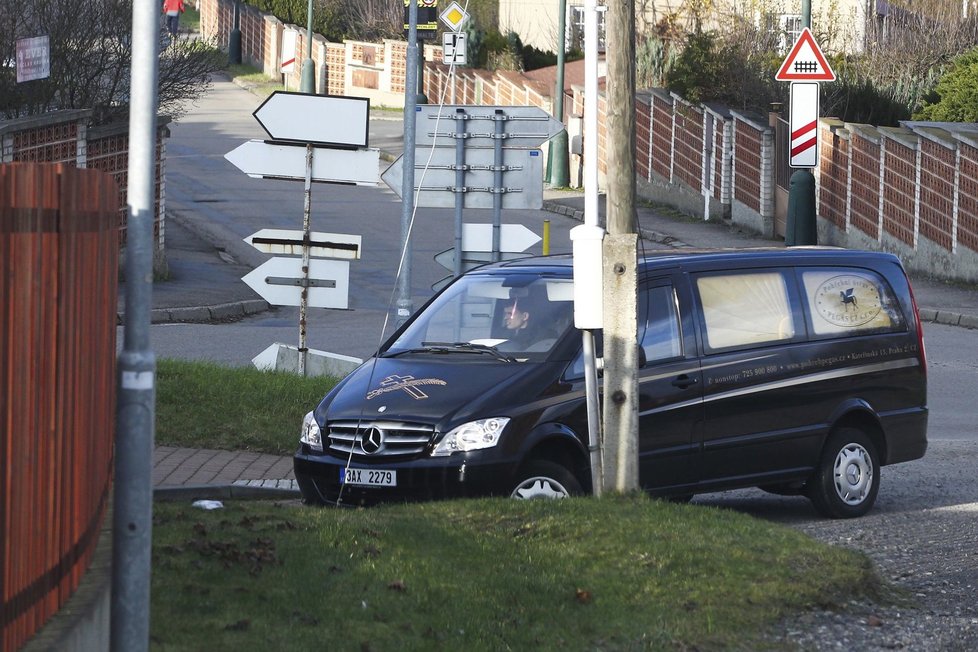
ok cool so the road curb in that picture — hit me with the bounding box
[154,482,300,501]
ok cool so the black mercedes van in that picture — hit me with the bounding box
[294,248,928,518]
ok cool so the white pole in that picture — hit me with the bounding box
[584,0,600,228]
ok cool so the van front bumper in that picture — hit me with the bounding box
[293,448,519,506]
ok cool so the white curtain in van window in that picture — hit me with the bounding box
[697,273,795,349]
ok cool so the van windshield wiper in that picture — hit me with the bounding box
[383,342,516,362]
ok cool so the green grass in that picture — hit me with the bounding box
[155,358,338,455]
[151,496,889,651]
[181,7,200,33]
[225,63,285,99]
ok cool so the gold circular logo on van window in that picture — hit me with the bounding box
[814,275,883,327]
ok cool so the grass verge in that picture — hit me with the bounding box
[152,496,887,651]
[225,63,284,99]
[155,358,338,455]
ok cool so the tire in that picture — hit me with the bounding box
[807,427,880,518]
[510,460,583,499]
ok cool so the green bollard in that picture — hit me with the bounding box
[785,169,817,246]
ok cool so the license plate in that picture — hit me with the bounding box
[340,467,397,487]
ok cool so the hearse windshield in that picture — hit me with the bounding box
[385,273,576,361]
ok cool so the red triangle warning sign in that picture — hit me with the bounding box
[776,27,836,82]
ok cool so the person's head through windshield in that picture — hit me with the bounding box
[503,298,531,333]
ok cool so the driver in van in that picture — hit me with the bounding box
[503,298,532,334]
[501,297,560,351]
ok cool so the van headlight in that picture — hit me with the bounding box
[431,418,510,457]
[300,411,323,452]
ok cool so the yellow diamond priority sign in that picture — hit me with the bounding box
[440,1,469,31]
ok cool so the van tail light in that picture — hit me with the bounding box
[907,279,927,376]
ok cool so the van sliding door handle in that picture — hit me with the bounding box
[671,375,698,389]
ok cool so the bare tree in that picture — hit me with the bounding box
[855,0,978,110]
[1,0,223,124]
[341,0,402,41]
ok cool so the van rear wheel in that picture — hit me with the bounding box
[807,427,879,518]
[510,461,582,499]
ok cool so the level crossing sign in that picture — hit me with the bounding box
[775,28,835,82]
[789,83,820,168]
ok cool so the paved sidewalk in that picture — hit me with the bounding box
[153,446,299,499]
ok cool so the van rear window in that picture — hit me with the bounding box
[695,272,795,350]
[801,269,905,336]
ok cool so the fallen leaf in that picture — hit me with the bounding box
[867,614,884,627]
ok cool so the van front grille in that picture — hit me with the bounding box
[326,420,434,459]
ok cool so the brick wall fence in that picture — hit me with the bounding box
[199,0,978,283]
[0,112,170,273]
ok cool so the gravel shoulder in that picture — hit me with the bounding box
[693,439,978,651]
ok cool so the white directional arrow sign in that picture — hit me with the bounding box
[244,229,362,259]
[253,92,370,147]
[461,223,540,252]
[225,140,380,185]
[381,148,543,209]
[242,257,350,309]
[415,105,564,148]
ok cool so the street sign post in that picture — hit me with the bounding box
[462,223,541,252]
[789,82,820,168]
[245,229,362,259]
[775,28,836,82]
[415,105,564,148]
[227,94,377,375]
[439,1,469,31]
[390,104,562,277]
[225,140,380,185]
[442,32,467,65]
[381,147,543,209]
[253,92,369,147]
[776,28,833,171]
[280,30,298,75]
[242,257,351,309]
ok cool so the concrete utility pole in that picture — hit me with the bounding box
[602,0,639,492]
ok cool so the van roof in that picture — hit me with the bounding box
[473,247,901,276]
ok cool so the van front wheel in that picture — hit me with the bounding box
[807,427,879,518]
[510,461,582,499]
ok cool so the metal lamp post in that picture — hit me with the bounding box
[299,0,316,93]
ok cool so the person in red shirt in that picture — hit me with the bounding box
[163,0,185,38]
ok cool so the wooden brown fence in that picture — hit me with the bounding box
[1,163,118,650]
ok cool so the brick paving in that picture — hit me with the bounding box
[153,446,295,488]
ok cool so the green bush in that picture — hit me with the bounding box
[915,48,978,121]
[249,0,345,42]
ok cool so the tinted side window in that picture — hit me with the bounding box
[695,271,795,351]
[800,268,906,337]
[641,285,682,363]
